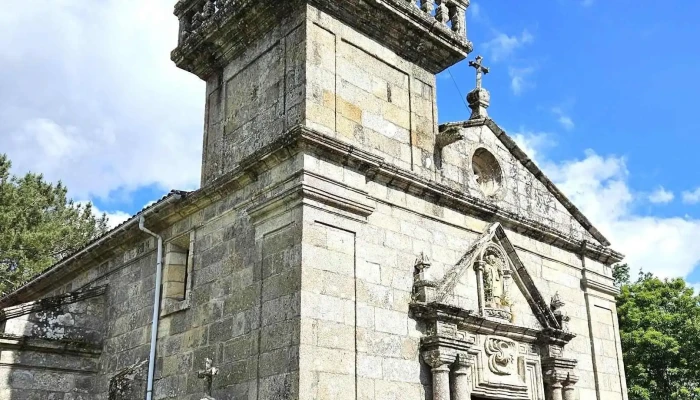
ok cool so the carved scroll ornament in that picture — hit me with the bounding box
[485,337,516,376]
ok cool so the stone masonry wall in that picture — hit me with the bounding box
[0,154,305,400]
[202,5,438,186]
[298,152,625,400]
[0,292,105,399]
[201,10,307,185]
[305,6,437,174]
[0,148,625,400]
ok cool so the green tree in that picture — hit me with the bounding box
[615,264,700,400]
[0,154,108,295]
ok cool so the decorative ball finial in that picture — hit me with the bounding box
[467,55,491,120]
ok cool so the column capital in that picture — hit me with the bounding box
[454,352,472,371]
[542,356,578,400]
[422,349,456,370]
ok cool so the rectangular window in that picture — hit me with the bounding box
[161,231,194,316]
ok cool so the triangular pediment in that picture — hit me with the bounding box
[438,118,610,247]
[414,222,561,331]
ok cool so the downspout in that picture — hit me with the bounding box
[139,216,163,400]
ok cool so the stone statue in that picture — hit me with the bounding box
[483,253,504,306]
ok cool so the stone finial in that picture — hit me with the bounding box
[550,292,565,311]
[412,252,437,302]
[414,252,432,276]
[550,292,571,331]
[467,55,490,119]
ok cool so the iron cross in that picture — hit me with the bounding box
[468,55,490,89]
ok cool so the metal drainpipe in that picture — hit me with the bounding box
[139,216,163,400]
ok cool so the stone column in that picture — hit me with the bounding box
[474,260,486,316]
[433,364,451,400]
[452,354,471,400]
[423,351,452,400]
[562,375,579,400]
[542,356,578,400]
[544,374,563,400]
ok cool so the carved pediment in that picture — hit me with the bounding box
[411,223,576,400]
[413,222,563,331]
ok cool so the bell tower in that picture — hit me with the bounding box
[171,0,473,186]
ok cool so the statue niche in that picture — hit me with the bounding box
[477,245,513,322]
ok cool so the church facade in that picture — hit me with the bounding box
[0,1,628,399]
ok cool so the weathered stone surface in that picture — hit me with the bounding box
[0,1,627,399]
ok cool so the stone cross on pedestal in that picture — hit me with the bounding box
[466,55,491,119]
[198,358,219,400]
[468,55,490,90]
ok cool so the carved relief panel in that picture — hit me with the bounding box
[470,335,544,400]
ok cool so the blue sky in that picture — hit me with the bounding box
[2,1,700,284]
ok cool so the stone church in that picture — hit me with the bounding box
[0,1,628,399]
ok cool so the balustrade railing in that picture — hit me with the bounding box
[175,0,468,46]
[175,0,226,44]
[405,0,468,37]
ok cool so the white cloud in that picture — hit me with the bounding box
[520,133,700,280]
[103,210,132,229]
[0,0,204,200]
[551,107,575,131]
[682,188,700,204]
[648,187,674,204]
[470,3,481,19]
[509,66,536,95]
[690,282,700,296]
[511,130,553,163]
[77,201,131,229]
[483,30,534,62]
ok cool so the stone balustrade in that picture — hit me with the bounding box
[174,0,469,46]
[408,0,469,37]
[171,0,473,78]
[174,0,223,45]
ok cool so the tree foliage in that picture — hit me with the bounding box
[615,263,700,400]
[0,154,108,295]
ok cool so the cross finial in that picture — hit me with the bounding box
[468,55,490,89]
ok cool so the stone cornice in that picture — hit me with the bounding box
[298,127,623,264]
[409,302,576,346]
[581,276,621,297]
[171,0,473,79]
[0,334,102,357]
[0,125,622,308]
[0,286,106,322]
